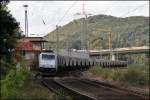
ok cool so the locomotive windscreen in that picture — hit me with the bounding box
[42,54,55,60]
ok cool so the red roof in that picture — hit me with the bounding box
[16,40,33,51]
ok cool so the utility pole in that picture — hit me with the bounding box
[95,28,113,60]
[74,1,92,50]
[82,1,86,50]
[108,31,112,50]
[116,32,119,60]
[99,36,103,59]
[23,5,28,37]
[56,25,59,54]
[67,32,70,56]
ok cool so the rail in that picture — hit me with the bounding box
[41,77,148,100]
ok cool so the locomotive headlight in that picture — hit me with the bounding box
[50,65,54,68]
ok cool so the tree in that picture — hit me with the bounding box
[0,0,21,75]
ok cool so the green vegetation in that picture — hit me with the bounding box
[51,89,73,100]
[89,61,149,86]
[0,0,21,58]
[1,59,72,99]
[1,67,30,99]
[1,64,54,99]
[15,77,53,99]
[1,71,54,99]
[45,14,149,87]
[0,1,149,99]
[45,15,149,50]
[0,0,22,78]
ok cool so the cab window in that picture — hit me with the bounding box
[42,54,55,60]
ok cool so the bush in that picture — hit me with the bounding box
[101,69,112,79]
[0,59,15,79]
[111,69,123,81]
[1,67,29,99]
[1,70,17,99]
[89,63,149,86]
[123,64,149,85]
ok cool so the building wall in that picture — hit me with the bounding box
[24,51,40,70]
[32,42,42,51]
[25,52,35,60]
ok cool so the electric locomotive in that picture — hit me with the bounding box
[39,52,58,75]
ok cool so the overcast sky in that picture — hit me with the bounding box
[7,1,149,37]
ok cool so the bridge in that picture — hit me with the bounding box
[77,46,149,61]
[89,46,149,54]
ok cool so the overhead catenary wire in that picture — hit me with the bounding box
[114,2,148,59]
[56,0,78,26]
[55,1,78,53]
[120,3,148,17]
[93,2,148,60]
[42,1,78,36]
[25,3,48,36]
[42,10,60,36]
[107,2,148,39]
[39,1,148,37]
[44,1,147,36]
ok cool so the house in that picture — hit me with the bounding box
[16,37,47,69]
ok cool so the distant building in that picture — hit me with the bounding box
[16,37,47,69]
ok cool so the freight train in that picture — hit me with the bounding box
[38,50,127,75]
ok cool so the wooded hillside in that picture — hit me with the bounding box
[45,15,149,50]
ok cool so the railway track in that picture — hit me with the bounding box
[81,78,149,98]
[41,78,91,99]
[41,77,148,100]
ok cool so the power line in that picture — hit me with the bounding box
[42,10,60,35]
[42,1,78,36]
[54,1,78,52]
[120,3,148,17]
[113,2,148,49]
[56,0,78,26]
[94,2,148,57]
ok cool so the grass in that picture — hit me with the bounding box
[1,69,54,99]
[0,58,54,100]
[89,62,149,87]
[1,60,73,100]
[51,89,73,100]
[1,57,73,100]
[1,68,28,99]
[18,77,73,100]
[1,69,73,100]
[16,78,53,99]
